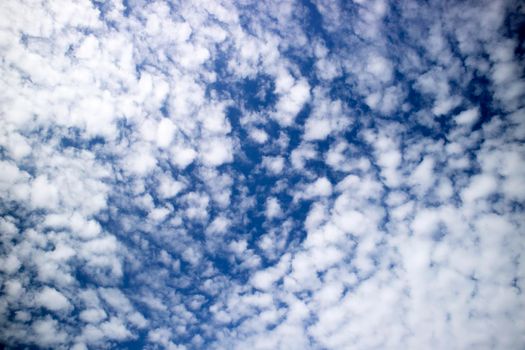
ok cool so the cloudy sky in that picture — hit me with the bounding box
[1,0,524,349]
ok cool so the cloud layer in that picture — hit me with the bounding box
[1,0,524,349]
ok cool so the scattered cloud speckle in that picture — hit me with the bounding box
[1,0,524,349]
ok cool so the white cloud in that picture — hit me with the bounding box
[265,197,283,219]
[200,104,231,135]
[0,254,21,275]
[303,92,350,141]
[409,156,435,195]
[251,254,290,290]
[262,156,285,174]
[455,107,480,126]
[157,175,185,199]
[30,175,59,209]
[249,128,269,144]
[123,146,157,176]
[156,118,177,148]
[291,143,317,169]
[207,216,230,234]
[273,78,311,126]
[365,131,402,187]
[183,191,210,222]
[461,173,498,203]
[0,0,524,349]
[98,288,133,314]
[44,212,102,240]
[32,317,68,346]
[200,137,233,167]
[35,287,72,312]
[315,56,342,80]
[127,312,149,329]
[171,145,198,169]
[79,309,107,324]
[99,317,132,341]
[366,54,393,82]
[304,177,333,198]
[148,327,172,345]
[304,117,332,141]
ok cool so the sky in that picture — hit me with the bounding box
[0,0,524,349]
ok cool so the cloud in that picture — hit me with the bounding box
[455,107,480,126]
[32,317,69,346]
[461,173,498,203]
[251,254,290,291]
[79,309,107,324]
[262,156,285,174]
[249,128,269,144]
[157,118,178,148]
[273,74,311,126]
[99,317,132,341]
[302,177,333,199]
[303,89,350,141]
[171,145,198,169]
[366,54,393,82]
[199,137,234,167]
[409,156,435,195]
[0,0,524,349]
[30,175,60,210]
[35,287,72,312]
[265,197,283,219]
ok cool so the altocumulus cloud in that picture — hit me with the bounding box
[1,0,525,349]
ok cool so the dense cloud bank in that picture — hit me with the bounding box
[1,0,524,349]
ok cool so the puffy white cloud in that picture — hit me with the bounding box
[35,287,71,312]
[409,156,435,195]
[461,173,498,203]
[157,175,185,199]
[365,130,403,187]
[273,76,311,126]
[127,312,149,329]
[0,0,524,349]
[156,118,177,148]
[262,156,285,174]
[183,191,210,222]
[123,146,157,176]
[171,145,198,169]
[303,177,333,199]
[265,197,283,219]
[304,117,332,141]
[99,317,132,341]
[303,90,350,141]
[249,128,269,144]
[207,216,230,234]
[32,317,68,346]
[200,137,233,167]
[30,175,59,209]
[251,254,290,290]
[98,288,133,314]
[0,254,21,275]
[455,107,480,126]
[366,54,393,82]
[79,309,107,324]
[291,142,317,169]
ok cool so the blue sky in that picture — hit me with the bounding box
[0,0,524,349]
